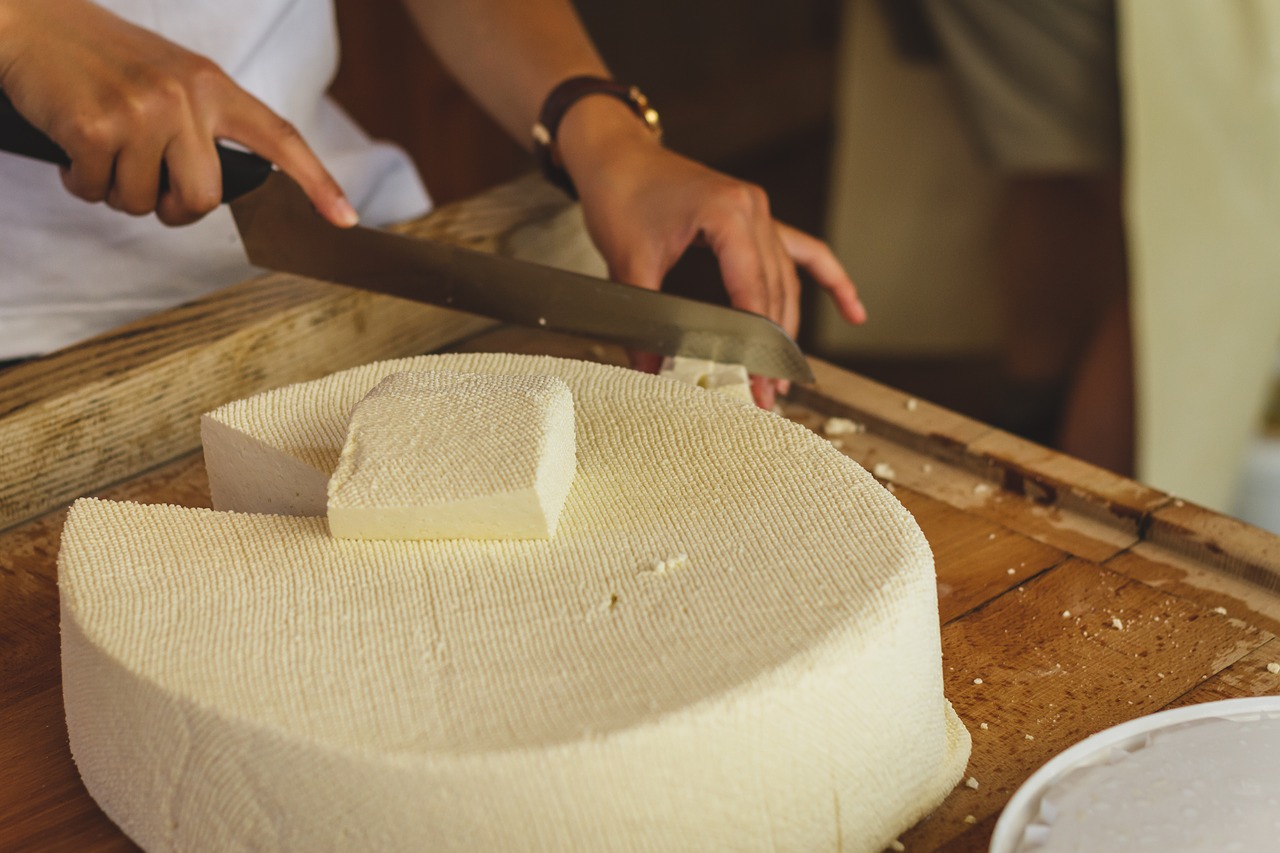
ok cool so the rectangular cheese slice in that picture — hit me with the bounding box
[326,371,576,540]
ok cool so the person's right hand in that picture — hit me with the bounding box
[0,0,356,227]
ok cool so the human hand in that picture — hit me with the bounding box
[0,0,355,227]
[558,98,865,408]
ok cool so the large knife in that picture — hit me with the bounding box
[0,94,813,382]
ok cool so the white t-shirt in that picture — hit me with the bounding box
[0,0,431,359]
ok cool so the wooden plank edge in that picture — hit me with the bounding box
[795,357,1280,590]
[799,358,1169,530]
[1143,499,1280,596]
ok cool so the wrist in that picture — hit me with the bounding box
[532,77,661,198]
[558,95,659,184]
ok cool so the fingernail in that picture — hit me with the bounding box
[335,198,359,228]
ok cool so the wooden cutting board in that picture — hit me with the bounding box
[2,178,1278,852]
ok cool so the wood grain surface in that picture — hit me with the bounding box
[3,256,1280,851]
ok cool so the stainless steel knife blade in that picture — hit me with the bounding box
[229,172,815,383]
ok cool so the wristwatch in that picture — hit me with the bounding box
[532,75,662,199]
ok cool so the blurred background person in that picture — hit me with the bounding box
[815,0,1280,523]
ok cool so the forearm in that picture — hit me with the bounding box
[397,0,609,148]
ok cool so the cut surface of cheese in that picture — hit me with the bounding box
[326,371,576,540]
[66,353,970,852]
[659,355,753,403]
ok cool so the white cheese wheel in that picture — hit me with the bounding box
[326,371,576,540]
[62,353,970,852]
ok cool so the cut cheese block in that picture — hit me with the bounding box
[659,355,754,404]
[64,353,970,852]
[326,371,576,540]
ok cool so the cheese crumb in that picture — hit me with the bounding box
[965,776,979,790]
[822,416,864,436]
[873,462,897,480]
[905,398,919,411]
[963,815,977,825]
[979,723,989,730]
[973,483,993,496]
[1024,734,1034,741]
[973,678,983,685]
[1211,606,1228,616]
[645,553,690,575]
[1062,610,1071,618]
[1267,662,1280,675]
[1110,617,1124,630]
[1006,568,1015,575]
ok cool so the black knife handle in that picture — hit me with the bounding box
[0,90,273,202]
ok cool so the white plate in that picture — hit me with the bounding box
[989,695,1280,853]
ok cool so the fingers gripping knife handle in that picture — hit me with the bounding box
[0,90,273,202]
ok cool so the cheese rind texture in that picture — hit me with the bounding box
[64,353,970,852]
[326,371,576,540]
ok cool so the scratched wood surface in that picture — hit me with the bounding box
[2,293,1280,850]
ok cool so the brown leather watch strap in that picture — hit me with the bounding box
[532,75,662,199]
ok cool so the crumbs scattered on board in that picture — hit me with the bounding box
[873,462,897,481]
[1267,662,1280,675]
[822,417,865,437]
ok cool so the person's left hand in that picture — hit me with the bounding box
[559,98,866,409]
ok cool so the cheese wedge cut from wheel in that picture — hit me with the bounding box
[659,355,754,404]
[326,371,576,541]
[64,354,971,852]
